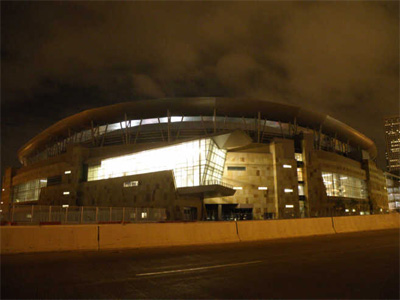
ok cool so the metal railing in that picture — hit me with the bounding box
[6,205,166,225]
[203,180,233,189]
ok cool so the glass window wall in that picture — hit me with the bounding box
[13,179,47,203]
[321,172,367,199]
[87,138,227,188]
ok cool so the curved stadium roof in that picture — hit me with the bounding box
[18,97,377,161]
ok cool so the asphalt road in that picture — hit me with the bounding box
[1,229,399,299]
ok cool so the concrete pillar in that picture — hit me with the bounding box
[362,160,388,214]
[301,133,328,217]
[270,138,299,219]
[1,167,14,219]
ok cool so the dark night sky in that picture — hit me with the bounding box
[1,1,399,177]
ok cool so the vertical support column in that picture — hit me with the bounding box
[31,205,34,223]
[109,207,112,222]
[95,207,99,222]
[90,120,96,146]
[49,206,52,222]
[80,206,84,224]
[122,207,125,223]
[218,204,222,221]
[318,125,323,150]
[124,113,129,144]
[65,207,68,223]
[11,204,15,222]
[167,109,171,143]
[134,120,142,144]
[213,108,217,133]
[257,111,261,143]
[279,121,284,138]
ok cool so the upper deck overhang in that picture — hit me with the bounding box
[18,97,377,162]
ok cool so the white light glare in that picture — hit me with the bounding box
[62,204,69,208]
[285,204,294,208]
[233,187,243,190]
[340,177,348,180]
[352,209,356,212]
[283,164,292,168]
[63,191,70,195]
[345,209,350,212]
[1,188,4,191]
[284,188,293,193]
[123,181,139,187]
[64,170,72,174]
[258,187,268,190]
[1,202,3,204]
[40,179,47,183]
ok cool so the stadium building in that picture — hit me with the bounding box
[1,98,389,220]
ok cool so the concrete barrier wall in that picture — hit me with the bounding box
[332,214,400,233]
[0,225,98,254]
[237,217,335,242]
[1,214,399,254]
[98,221,239,250]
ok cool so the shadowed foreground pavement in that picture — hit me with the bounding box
[1,229,399,299]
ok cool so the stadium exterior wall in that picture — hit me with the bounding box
[1,98,389,221]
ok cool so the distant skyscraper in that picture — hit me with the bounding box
[384,116,400,175]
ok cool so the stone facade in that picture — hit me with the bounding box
[1,133,390,221]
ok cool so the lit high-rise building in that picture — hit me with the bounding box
[384,116,400,175]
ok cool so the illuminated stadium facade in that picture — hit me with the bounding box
[1,98,389,220]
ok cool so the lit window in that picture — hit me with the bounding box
[297,168,303,181]
[12,179,47,203]
[321,172,368,199]
[298,184,305,196]
[258,187,268,190]
[141,212,147,218]
[123,181,139,187]
[62,204,69,208]
[87,138,227,188]
[285,204,294,208]
[233,187,243,190]
[63,191,70,195]
[345,209,349,212]
[284,188,293,193]
[283,164,292,169]
[295,153,303,162]
[64,170,72,174]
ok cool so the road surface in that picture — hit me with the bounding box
[1,229,399,299]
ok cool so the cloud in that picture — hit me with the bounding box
[132,74,165,98]
[1,1,398,171]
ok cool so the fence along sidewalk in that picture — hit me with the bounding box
[6,205,166,224]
